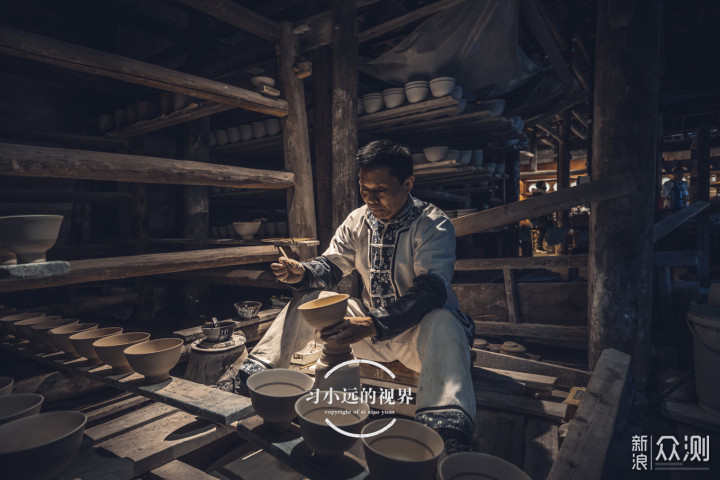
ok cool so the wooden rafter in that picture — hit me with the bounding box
[169,0,281,42]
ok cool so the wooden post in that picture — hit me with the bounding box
[331,0,359,295]
[588,0,662,384]
[279,22,318,260]
[312,46,334,253]
[557,111,571,254]
[128,137,152,323]
[504,151,521,257]
[694,125,710,286]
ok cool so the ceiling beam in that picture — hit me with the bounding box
[358,0,469,43]
[168,0,281,42]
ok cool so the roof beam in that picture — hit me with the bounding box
[168,0,281,42]
[358,0,469,43]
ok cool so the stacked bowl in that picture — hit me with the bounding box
[239,124,252,141]
[264,118,281,136]
[251,121,266,139]
[429,77,455,97]
[405,80,429,103]
[383,88,405,109]
[362,92,384,114]
[227,127,240,143]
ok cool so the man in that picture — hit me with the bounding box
[224,140,476,453]
[661,166,689,211]
[531,181,551,252]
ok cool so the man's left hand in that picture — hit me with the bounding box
[320,317,377,344]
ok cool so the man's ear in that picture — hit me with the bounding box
[404,175,415,193]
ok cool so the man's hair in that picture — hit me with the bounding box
[357,140,413,182]
[535,180,547,191]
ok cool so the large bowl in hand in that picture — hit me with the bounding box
[0,215,63,264]
[297,294,349,329]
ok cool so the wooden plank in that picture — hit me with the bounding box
[81,393,152,424]
[455,255,588,270]
[547,348,631,480]
[475,367,558,391]
[0,189,132,204]
[0,246,291,293]
[652,250,702,267]
[472,348,591,390]
[523,419,559,480]
[170,0,281,42]
[503,267,521,324]
[85,402,177,442]
[473,322,587,343]
[357,96,459,126]
[0,27,288,116]
[98,410,234,476]
[452,173,635,237]
[361,105,463,131]
[660,399,720,434]
[152,460,220,480]
[473,408,527,468]
[652,201,711,242]
[172,268,289,289]
[108,101,234,138]
[0,143,294,189]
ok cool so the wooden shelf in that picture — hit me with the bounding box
[414,165,503,186]
[358,95,460,128]
[211,133,285,155]
[107,101,235,138]
[0,245,293,293]
[171,268,290,289]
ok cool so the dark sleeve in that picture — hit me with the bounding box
[291,256,344,291]
[368,273,447,341]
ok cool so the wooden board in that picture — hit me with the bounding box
[473,388,567,421]
[171,268,288,289]
[660,399,720,433]
[455,255,588,270]
[523,419,559,480]
[475,367,558,391]
[152,460,220,480]
[80,392,152,424]
[85,402,177,442]
[357,96,458,125]
[653,201,711,242]
[473,322,588,343]
[473,407,526,468]
[547,348,631,480]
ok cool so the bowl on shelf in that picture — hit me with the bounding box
[123,338,184,384]
[297,294,349,329]
[264,118,281,136]
[411,153,428,165]
[30,318,79,350]
[444,149,460,162]
[438,452,532,480]
[239,124,253,141]
[405,81,430,104]
[93,332,151,375]
[484,162,497,175]
[0,312,44,336]
[423,146,449,163]
[69,327,123,364]
[227,127,240,143]
[251,76,276,88]
[0,377,13,396]
[429,77,456,97]
[0,215,63,264]
[362,418,444,480]
[459,150,472,165]
[201,320,235,343]
[232,221,262,240]
[48,323,98,359]
[0,410,87,480]
[14,316,61,343]
[235,300,262,320]
[452,85,463,100]
[0,393,44,426]
[383,88,406,109]
[251,121,267,139]
[471,149,484,166]
[246,369,314,432]
[215,130,229,146]
[480,98,506,117]
[362,93,384,114]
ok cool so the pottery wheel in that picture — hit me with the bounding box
[191,332,246,353]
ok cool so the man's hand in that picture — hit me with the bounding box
[270,256,305,284]
[320,317,377,344]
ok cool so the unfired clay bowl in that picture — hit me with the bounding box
[93,332,150,374]
[0,377,13,396]
[0,393,44,425]
[31,318,79,350]
[0,410,87,480]
[48,323,98,358]
[438,452,532,480]
[361,418,444,480]
[246,369,314,432]
[69,327,123,364]
[123,338,184,384]
[235,300,262,320]
[233,221,262,240]
[423,146,449,162]
[297,294,349,329]
[295,391,369,456]
[0,312,44,336]
[14,315,61,343]
[0,215,63,264]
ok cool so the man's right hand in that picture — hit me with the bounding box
[270,256,305,284]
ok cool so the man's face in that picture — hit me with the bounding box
[359,166,413,221]
[673,171,683,181]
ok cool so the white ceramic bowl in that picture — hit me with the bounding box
[233,221,262,240]
[0,215,63,264]
[405,85,429,103]
[444,149,460,162]
[429,77,456,97]
[251,122,266,139]
[423,146,449,162]
[238,125,253,141]
[124,338,184,384]
[383,89,405,109]
[362,93,384,113]
[264,119,281,136]
[0,393,43,425]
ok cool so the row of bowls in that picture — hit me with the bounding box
[0,311,182,384]
[0,214,63,265]
[211,118,282,146]
[246,368,529,480]
[0,382,87,480]
[360,76,461,114]
[414,147,506,176]
[99,91,197,133]
[210,221,289,240]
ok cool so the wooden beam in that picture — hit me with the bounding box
[547,349,631,480]
[503,267,521,324]
[108,102,234,138]
[169,0,281,42]
[0,189,131,204]
[652,201,710,242]
[312,46,334,253]
[455,255,587,270]
[451,173,635,237]
[0,246,291,293]
[171,268,288,289]
[358,0,469,43]
[0,143,294,189]
[0,26,288,117]
[473,321,587,342]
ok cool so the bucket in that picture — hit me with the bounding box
[687,307,720,414]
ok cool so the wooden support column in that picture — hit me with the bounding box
[312,46,334,253]
[529,129,538,173]
[331,0,359,295]
[694,124,710,286]
[557,111,571,254]
[279,22,318,260]
[504,151,521,257]
[127,138,152,322]
[588,0,662,384]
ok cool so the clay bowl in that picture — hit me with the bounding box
[30,317,79,350]
[93,332,151,374]
[48,323,98,359]
[423,146,449,162]
[14,315,61,343]
[232,221,262,240]
[0,215,63,264]
[251,76,275,88]
[202,320,235,342]
[246,369,314,432]
[69,327,123,364]
[0,410,87,480]
[295,391,369,456]
[437,452,532,480]
[0,312,44,336]
[0,393,44,425]
[0,377,13,396]
[429,77,455,97]
[123,338,184,384]
[235,300,263,320]
[444,149,460,162]
[297,294,349,329]
[361,418,444,480]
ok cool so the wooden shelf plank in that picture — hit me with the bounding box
[0,26,288,117]
[212,133,285,155]
[473,321,588,342]
[0,142,294,189]
[107,101,235,138]
[172,268,289,289]
[455,255,588,270]
[0,245,290,293]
